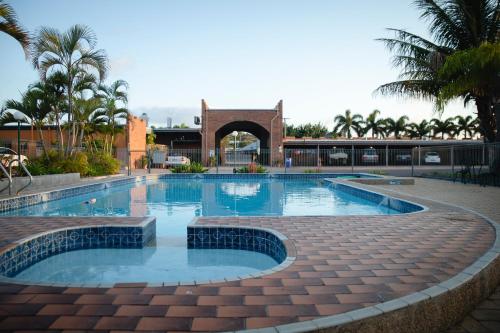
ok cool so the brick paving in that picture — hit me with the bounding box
[0,179,497,332]
[357,179,500,333]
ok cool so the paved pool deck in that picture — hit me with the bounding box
[0,176,498,332]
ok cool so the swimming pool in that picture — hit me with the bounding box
[0,175,422,284]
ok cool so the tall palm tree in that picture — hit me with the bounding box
[333,110,364,138]
[364,109,387,138]
[407,119,432,139]
[385,116,409,139]
[97,80,129,154]
[376,0,499,142]
[454,115,478,139]
[432,117,456,139]
[0,1,29,55]
[30,24,108,154]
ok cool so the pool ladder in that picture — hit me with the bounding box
[0,148,33,196]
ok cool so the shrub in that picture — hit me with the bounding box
[304,169,321,173]
[25,150,120,177]
[235,163,267,173]
[170,162,208,173]
[87,152,121,176]
[57,152,89,175]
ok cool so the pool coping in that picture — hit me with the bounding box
[0,174,497,333]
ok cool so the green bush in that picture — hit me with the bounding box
[57,152,89,175]
[235,164,267,173]
[170,162,208,173]
[87,152,121,176]
[25,150,120,177]
[304,169,321,173]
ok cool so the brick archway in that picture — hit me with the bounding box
[201,100,283,165]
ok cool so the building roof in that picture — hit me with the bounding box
[283,138,482,146]
[153,128,201,133]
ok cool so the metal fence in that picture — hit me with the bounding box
[2,139,499,185]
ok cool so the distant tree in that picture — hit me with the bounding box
[364,109,386,138]
[454,115,478,139]
[0,1,29,55]
[173,123,189,128]
[385,116,409,139]
[407,119,432,139]
[431,117,456,139]
[333,110,364,138]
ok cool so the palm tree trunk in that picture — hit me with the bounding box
[36,125,48,158]
[79,124,85,151]
[475,97,495,143]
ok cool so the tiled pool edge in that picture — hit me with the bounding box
[0,217,156,286]
[187,224,296,284]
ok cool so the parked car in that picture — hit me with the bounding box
[424,152,441,164]
[165,155,190,167]
[361,148,379,163]
[329,148,348,165]
[396,152,412,164]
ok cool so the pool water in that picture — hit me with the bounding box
[3,178,399,284]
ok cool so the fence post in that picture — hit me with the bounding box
[127,149,131,176]
[411,148,414,177]
[482,144,485,165]
[147,149,151,174]
[351,145,354,173]
[418,146,421,166]
[317,145,320,168]
[385,145,389,167]
[451,146,454,175]
[216,148,219,174]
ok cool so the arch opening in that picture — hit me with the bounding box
[215,121,270,166]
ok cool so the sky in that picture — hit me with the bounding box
[0,0,474,129]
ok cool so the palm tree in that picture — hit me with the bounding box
[0,1,29,55]
[437,43,499,141]
[30,24,108,154]
[364,109,387,138]
[31,72,68,152]
[73,97,105,152]
[333,110,364,138]
[385,116,409,139]
[376,0,499,142]
[432,117,456,139]
[454,115,478,139]
[407,119,432,139]
[1,88,52,156]
[97,80,129,154]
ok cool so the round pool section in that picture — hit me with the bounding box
[0,176,418,284]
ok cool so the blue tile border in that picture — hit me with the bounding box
[0,217,156,278]
[187,225,288,264]
[325,179,425,213]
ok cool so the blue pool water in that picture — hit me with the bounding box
[3,178,399,284]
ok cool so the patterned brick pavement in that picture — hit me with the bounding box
[0,179,497,332]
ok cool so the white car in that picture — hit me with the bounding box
[424,152,441,164]
[329,149,348,164]
[362,148,379,164]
